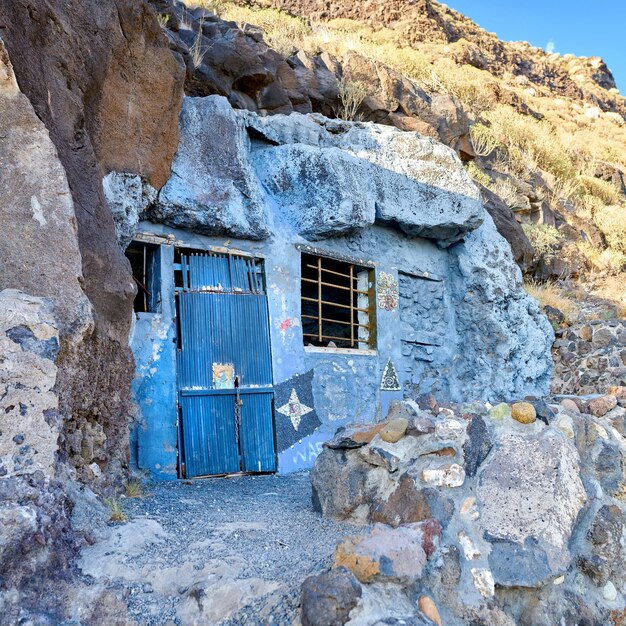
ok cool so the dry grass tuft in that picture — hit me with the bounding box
[103,497,128,523]
[524,280,578,320]
[124,480,145,499]
[337,78,369,120]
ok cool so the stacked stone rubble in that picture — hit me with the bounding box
[304,391,626,625]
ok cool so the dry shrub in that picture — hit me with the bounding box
[594,204,626,254]
[522,223,563,258]
[465,161,491,187]
[578,175,621,205]
[577,241,626,272]
[524,279,578,319]
[475,105,577,182]
[124,480,145,498]
[490,178,522,208]
[337,79,369,120]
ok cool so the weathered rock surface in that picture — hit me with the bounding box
[334,522,438,584]
[152,96,269,239]
[478,429,586,585]
[153,95,483,245]
[449,216,554,400]
[301,567,362,626]
[0,291,60,478]
[253,143,376,239]
[1,0,185,483]
[103,172,158,249]
[479,185,534,269]
[249,111,484,245]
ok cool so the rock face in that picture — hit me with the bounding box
[155,97,483,245]
[0,1,184,620]
[150,96,552,400]
[307,397,626,625]
[1,0,185,482]
[480,185,534,269]
[148,0,479,157]
[334,522,437,583]
[449,216,554,400]
[251,0,621,108]
[0,292,61,478]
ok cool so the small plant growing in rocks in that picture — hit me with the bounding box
[103,497,128,523]
[337,78,369,121]
[124,480,145,498]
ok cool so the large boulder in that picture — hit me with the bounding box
[156,95,484,245]
[252,143,376,239]
[152,96,269,239]
[251,111,484,245]
[477,428,587,586]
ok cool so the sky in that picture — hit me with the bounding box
[444,1,625,92]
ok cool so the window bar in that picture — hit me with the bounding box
[302,296,369,313]
[305,263,360,281]
[317,256,322,343]
[349,264,354,348]
[301,314,369,328]
[301,277,369,295]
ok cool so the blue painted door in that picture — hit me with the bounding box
[176,252,276,478]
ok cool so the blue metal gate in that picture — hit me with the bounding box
[176,252,276,478]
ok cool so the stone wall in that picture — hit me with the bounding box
[305,396,626,625]
[552,320,626,395]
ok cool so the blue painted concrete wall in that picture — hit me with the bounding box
[130,220,452,477]
[129,245,179,479]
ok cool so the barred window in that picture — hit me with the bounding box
[300,252,376,350]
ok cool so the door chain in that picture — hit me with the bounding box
[234,375,243,448]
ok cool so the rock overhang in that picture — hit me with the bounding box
[152,95,484,246]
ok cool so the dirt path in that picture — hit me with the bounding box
[78,473,362,625]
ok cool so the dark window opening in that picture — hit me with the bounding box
[301,252,376,350]
[126,242,160,313]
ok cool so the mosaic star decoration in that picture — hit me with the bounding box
[277,388,313,431]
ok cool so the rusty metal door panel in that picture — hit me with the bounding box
[176,252,276,478]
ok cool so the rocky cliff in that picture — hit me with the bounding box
[0,0,184,619]
[150,0,626,303]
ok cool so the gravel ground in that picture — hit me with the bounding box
[121,472,363,625]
